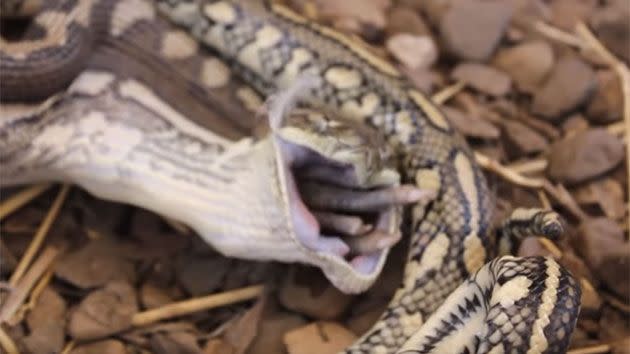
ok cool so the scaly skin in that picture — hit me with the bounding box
[0,0,581,353]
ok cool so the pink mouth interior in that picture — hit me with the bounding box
[278,139,381,275]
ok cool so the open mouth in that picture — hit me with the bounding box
[275,136,432,275]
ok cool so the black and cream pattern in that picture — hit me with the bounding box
[0,1,582,353]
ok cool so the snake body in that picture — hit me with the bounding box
[0,1,581,353]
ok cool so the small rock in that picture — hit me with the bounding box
[516,114,561,141]
[590,1,630,63]
[278,267,353,320]
[451,62,511,96]
[402,67,441,94]
[346,306,385,335]
[440,0,513,61]
[550,0,597,31]
[578,317,601,336]
[22,288,66,354]
[223,262,273,291]
[502,119,548,157]
[386,34,438,70]
[510,187,542,209]
[547,129,624,184]
[568,327,592,348]
[386,6,431,37]
[442,106,500,139]
[573,178,626,220]
[517,237,553,258]
[3,205,45,234]
[330,17,363,37]
[316,0,390,29]
[505,26,525,42]
[151,331,202,354]
[579,278,602,317]
[144,257,177,288]
[493,40,555,93]
[611,337,630,354]
[284,322,357,354]
[574,218,630,299]
[561,114,590,136]
[597,251,630,300]
[0,240,17,277]
[204,339,234,354]
[55,237,136,289]
[586,70,623,124]
[532,56,597,120]
[130,209,162,241]
[129,210,189,259]
[247,313,307,354]
[508,0,551,25]
[176,256,230,296]
[68,281,138,340]
[222,297,266,354]
[70,340,127,354]
[403,0,450,24]
[140,282,174,310]
[599,306,630,342]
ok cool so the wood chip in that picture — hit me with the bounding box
[284,322,357,354]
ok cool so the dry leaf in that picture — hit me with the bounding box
[284,322,357,354]
[68,281,138,340]
[223,295,267,354]
[279,267,353,320]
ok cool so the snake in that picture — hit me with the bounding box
[0,0,582,353]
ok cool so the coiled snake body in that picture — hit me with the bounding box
[0,1,581,353]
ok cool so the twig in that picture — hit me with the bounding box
[11,268,55,325]
[537,190,551,209]
[60,340,76,354]
[575,21,630,240]
[0,247,60,323]
[26,268,54,307]
[432,81,466,105]
[532,21,585,49]
[542,182,589,221]
[507,159,548,175]
[538,238,562,259]
[473,152,590,221]
[131,284,264,327]
[567,344,612,354]
[0,326,19,354]
[0,184,52,221]
[608,121,625,136]
[579,277,601,306]
[9,185,70,286]
[474,152,545,188]
[162,217,191,235]
[602,292,630,313]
